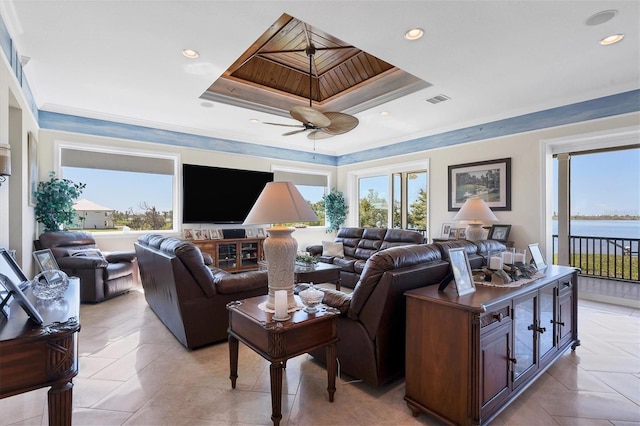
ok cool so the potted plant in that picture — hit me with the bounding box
[323,188,347,233]
[34,171,86,232]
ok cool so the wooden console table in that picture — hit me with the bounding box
[227,295,339,425]
[0,280,80,426]
[404,265,579,425]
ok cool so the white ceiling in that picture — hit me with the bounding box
[2,1,639,157]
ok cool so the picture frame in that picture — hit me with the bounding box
[245,228,255,238]
[448,158,511,211]
[0,248,44,324]
[448,227,458,240]
[257,228,266,238]
[28,132,38,206]
[456,227,467,240]
[528,243,547,270]
[33,249,60,272]
[194,229,207,240]
[440,223,453,239]
[488,224,512,242]
[448,247,476,296]
[183,229,194,240]
[210,229,222,239]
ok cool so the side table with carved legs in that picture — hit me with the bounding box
[227,295,339,426]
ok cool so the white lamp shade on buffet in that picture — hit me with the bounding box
[452,197,498,240]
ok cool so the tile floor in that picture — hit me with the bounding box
[1,278,639,426]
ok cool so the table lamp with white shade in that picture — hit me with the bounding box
[452,197,498,241]
[243,181,319,311]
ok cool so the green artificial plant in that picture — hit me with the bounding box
[34,171,86,232]
[323,188,348,233]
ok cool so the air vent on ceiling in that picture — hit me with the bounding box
[426,94,450,104]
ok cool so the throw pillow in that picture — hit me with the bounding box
[322,241,344,258]
[68,248,105,260]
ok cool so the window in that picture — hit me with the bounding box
[358,175,389,227]
[352,161,428,232]
[58,143,178,232]
[272,168,329,227]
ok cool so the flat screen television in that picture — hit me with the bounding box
[182,164,273,224]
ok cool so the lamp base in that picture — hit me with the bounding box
[465,223,486,241]
[262,226,298,310]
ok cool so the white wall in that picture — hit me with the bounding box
[337,113,640,252]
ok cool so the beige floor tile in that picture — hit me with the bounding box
[0,389,47,426]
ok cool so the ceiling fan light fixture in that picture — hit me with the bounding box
[599,34,624,45]
[404,28,424,41]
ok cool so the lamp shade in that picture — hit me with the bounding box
[243,181,318,225]
[452,197,498,223]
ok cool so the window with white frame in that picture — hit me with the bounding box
[353,162,428,232]
[58,144,178,232]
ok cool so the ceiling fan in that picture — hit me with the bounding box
[264,46,359,139]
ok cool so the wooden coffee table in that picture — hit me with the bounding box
[227,295,340,426]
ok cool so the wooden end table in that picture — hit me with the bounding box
[227,295,340,426]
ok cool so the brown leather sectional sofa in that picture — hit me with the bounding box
[134,234,269,349]
[298,236,507,387]
[306,227,425,288]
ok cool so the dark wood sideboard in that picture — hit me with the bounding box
[192,237,265,272]
[404,265,579,425]
[0,280,80,426]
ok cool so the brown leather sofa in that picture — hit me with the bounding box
[134,234,269,349]
[306,227,425,288]
[298,243,450,387]
[36,231,137,303]
[434,239,507,269]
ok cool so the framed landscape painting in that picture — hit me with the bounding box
[448,158,511,211]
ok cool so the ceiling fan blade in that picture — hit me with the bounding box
[263,122,304,128]
[282,128,308,136]
[307,130,334,140]
[290,106,331,128]
[321,112,359,135]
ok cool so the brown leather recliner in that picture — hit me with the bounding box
[300,243,450,387]
[36,231,136,303]
[134,234,269,349]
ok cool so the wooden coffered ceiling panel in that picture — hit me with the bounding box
[201,13,431,117]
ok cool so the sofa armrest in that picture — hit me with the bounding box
[213,270,269,295]
[306,244,323,256]
[105,250,136,263]
[57,256,108,269]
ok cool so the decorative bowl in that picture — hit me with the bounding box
[298,286,324,313]
[32,270,69,300]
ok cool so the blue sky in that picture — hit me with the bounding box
[553,148,640,216]
[64,148,639,217]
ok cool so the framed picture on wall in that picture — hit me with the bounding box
[448,158,511,211]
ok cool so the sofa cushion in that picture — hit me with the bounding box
[333,256,357,273]
[380,228,424,249]
[350,244,442,318]
[322,241,344,257]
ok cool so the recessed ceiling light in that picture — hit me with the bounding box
[600,34,624,46]
[586,10,618,26]
[404,28,424,41]
[249,118,259,123]
[200,101,214,108]
[182,49,199,59]
[379,111,390,116]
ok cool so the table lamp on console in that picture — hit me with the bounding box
[452,196,498,241]
[243,181,319,311]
